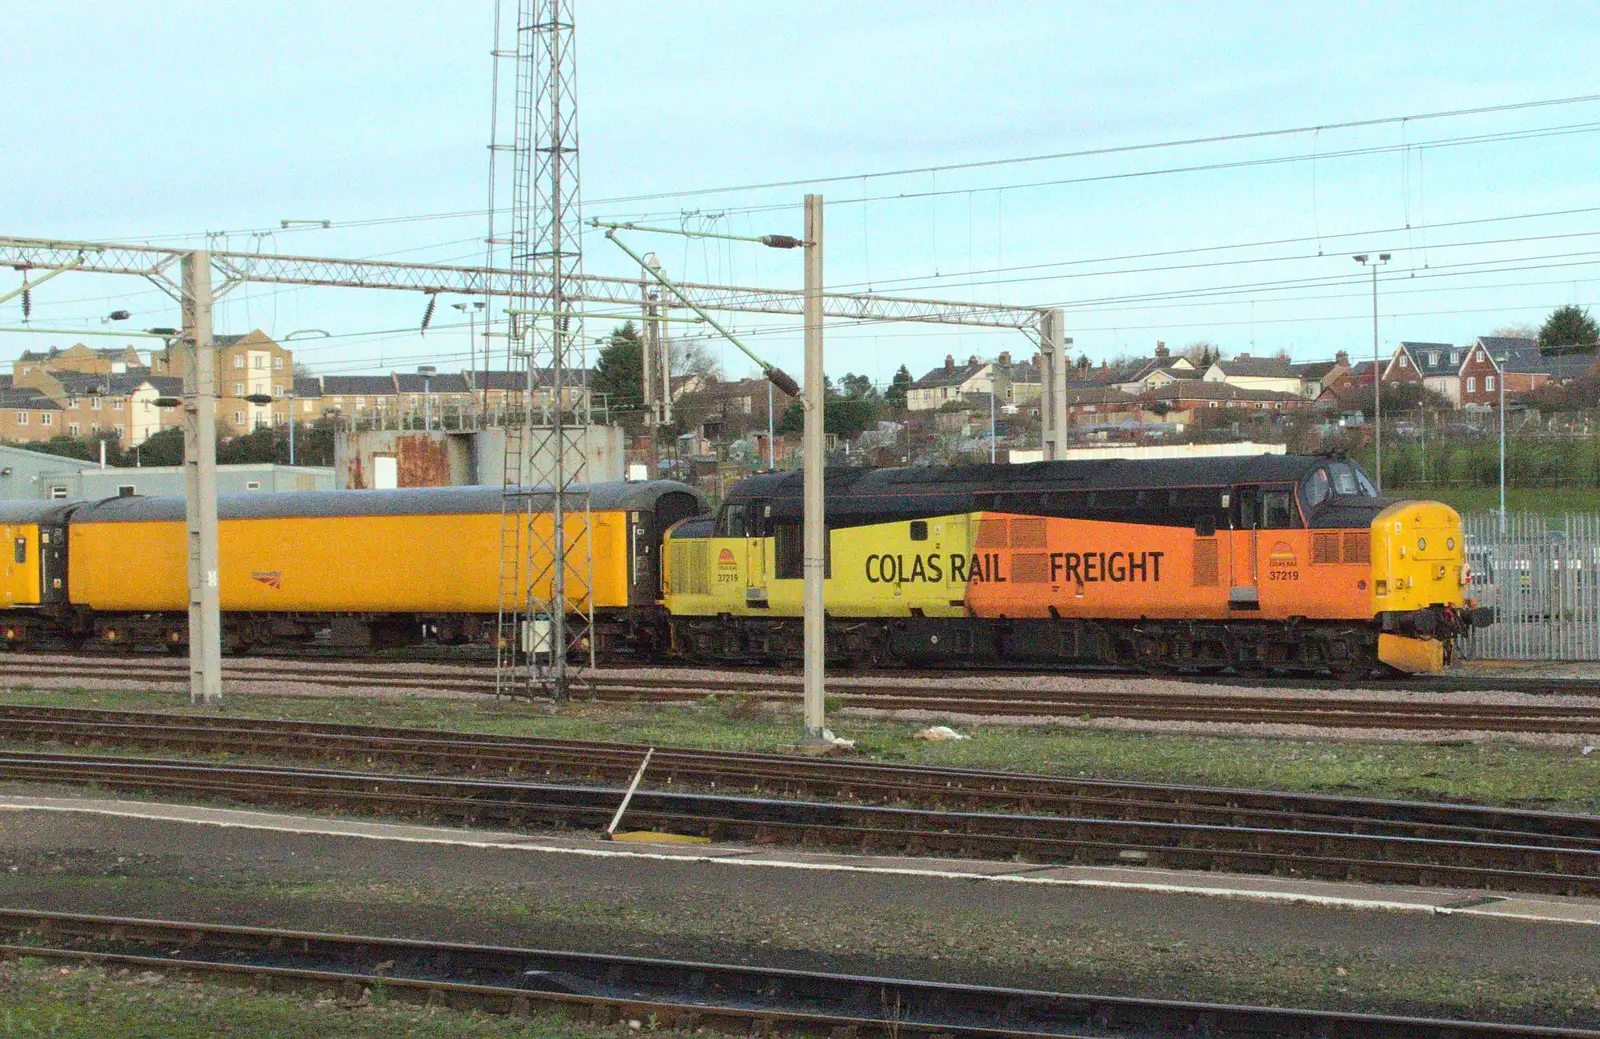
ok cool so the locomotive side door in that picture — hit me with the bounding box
[745,502,768,610]
[1228,485,1260,612]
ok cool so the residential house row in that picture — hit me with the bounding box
[4,333,604,447]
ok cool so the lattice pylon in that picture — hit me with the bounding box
[491,0,593,699]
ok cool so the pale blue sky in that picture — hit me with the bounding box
[3,2,1598,387]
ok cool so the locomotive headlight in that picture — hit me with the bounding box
[1446,537,1455,551]
[1417,537,1427,552]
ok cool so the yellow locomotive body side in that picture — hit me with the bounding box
[668,512,1381,623]
[666,517,974,620]
[71,510,630,614]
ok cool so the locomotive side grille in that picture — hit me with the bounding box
[1313,533,1340,564]
[673,542,711,596]
[1011,553,1049,583]
[1192,539,1219,586]
[1010,517,1048,549]
[975,518,1009,549]
[1343,531,1371,564]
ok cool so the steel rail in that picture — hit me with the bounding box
[7,656,1600,731]
[3,909,1591,1039]
[1,750,1596,895]
[1,705,1598,849]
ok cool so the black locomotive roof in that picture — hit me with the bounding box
[728,454,1335,505]
[70,480,707,524]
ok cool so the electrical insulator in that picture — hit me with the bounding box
[420,294,437,333]
[20,284,31,321]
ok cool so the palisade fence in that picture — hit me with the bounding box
[1462,512,1600,661]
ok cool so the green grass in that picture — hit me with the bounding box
[0,958,617,1039]
[1387,485,1600,515]
[8,873,1599,1028]
[1,686,1596,814]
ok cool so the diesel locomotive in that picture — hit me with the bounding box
[1,455,1490,674]
[663,455,1492,675]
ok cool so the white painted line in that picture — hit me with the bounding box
[2,796,1596,928]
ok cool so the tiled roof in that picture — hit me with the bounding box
[1484,337,1596,380]
[0,375,11,391]
[468,370,527,391]
[1213,354,1296,378]
[0,388,63,410]
[1290,359,1340,380]
[293,377,323,398]
[913,360,988,390]
[322,375,397,395]
[394,372,472,393]
[1397,342,1463,377]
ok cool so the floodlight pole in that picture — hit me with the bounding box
[180,250,222,706]
[802,194,827,743]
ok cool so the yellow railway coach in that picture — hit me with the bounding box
[63,481,704,654]
[0,501,72,643]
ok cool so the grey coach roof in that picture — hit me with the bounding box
[0,500,81,525]
[70,481,706,524]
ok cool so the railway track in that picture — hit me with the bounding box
[0,730,1597,894]
[4,703,1599,848]
[5,909,1590,1039]
[5,654,1600,732]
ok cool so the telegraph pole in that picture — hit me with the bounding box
[802,194,826,742]
[180,250,222,706]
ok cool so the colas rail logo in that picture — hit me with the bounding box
[251,571,282,589]
[716,548,737,571]
[1268,541,1298,567]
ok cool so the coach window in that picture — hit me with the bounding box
[909,520,928,541]
[1261,487,1296,529]
[12,538,24,565]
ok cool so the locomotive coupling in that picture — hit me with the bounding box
[1380,605,1493,639]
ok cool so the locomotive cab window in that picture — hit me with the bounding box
[12,537,24,565]
[717,503,758,538]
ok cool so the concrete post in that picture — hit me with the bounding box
[802,194,826,741]
[1039,309,1069,459]
[181,250,222,705]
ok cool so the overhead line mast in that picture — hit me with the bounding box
[490,0,593,700]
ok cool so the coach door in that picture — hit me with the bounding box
[1228,486,1260,611]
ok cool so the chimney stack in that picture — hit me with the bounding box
[998,351,1012,366]
[968,354,979,366]
[1335,349,1350,365]
[944,354,955,373]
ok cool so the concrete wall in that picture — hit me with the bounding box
[335,425,625,490]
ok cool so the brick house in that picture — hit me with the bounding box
[151,329,294,434]
[907,355,995,411]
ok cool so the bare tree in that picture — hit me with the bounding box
[668,337,723,380]
[1180,340,1222,367]
[1490,322,1538,340]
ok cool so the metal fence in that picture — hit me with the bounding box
[1463,512,1600,660]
